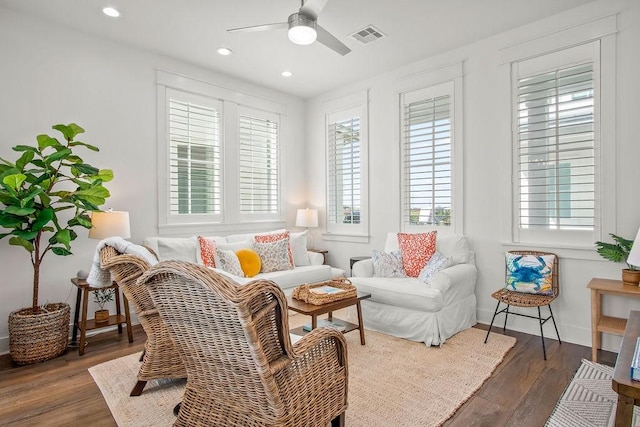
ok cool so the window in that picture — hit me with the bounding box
[157,71,288,234]
[323,90,369,241]
[401,81,455,231]
[167,90,222,223]
[238,108,280,220]
[327,110,361,226]
[516,62,594,231]
[511,41,603,245]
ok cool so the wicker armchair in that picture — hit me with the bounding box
[139,260,348,427]
[484,250,561,360]
[99,245,187,396]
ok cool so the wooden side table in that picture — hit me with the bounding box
[70,277,133,355]
[588,277,640,362]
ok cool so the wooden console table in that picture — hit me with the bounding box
[588,277,640,362]
[612,310,640,426]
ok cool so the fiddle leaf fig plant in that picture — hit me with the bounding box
[0,123,113,312]
[595,233,636,270]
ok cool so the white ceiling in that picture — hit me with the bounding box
[1,0,596,99]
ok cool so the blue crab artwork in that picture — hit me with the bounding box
[506,254,553,295]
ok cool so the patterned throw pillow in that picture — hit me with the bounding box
[254,231,294,268]
[215,248,244,277]
[198,236,216,268]
[504,253,554,295]
[253,239,293,273]
[418,251,450,284]
[236,248,261,278]
[397,231,437,277]
[372,250,406,278]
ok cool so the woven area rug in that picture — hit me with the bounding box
[546,359,640,427]
[89,326,515,427]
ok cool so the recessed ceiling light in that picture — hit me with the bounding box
[217,47,232,56]
[102,7,120,18]
[281,71,293,77]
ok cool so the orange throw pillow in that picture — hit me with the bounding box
[254,231,294,268]
[397,231,437,277]
[236,249,261,277]
[198,236,216,268]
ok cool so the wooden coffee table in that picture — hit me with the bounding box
[287,292,371,345]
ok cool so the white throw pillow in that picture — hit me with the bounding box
[253,239,293,273]
[371,250,406,278]
[215,248,244,277]
[290,230,310,266]
[418,251,451,284]
[156,236,198,262]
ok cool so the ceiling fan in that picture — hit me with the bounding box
[227,0,351,56]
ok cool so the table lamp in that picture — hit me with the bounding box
[88,209,131,240]
[627,227,640,269]
[296,208,318,249]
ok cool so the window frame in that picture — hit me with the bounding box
[500,15,617,251]
[237,106,281,222]
[323,90,369,243]
[400,81,456,233]
[156,70,288,235]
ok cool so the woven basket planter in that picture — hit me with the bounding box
[8,302,70,365]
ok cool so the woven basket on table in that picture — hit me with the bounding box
[8,302,70,365]
[292,278,357,305]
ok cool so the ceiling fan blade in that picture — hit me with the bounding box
[227,22,288,33]
[316,24,351,55]
[299,0,328,19]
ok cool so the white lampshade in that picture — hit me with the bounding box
[89,210,131,239]
[627,227,640,268]
[296,208,318,228]
[288,13,317,45]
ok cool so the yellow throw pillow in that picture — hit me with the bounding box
[236,248,261,278]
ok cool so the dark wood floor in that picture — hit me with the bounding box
[0,324,617,427]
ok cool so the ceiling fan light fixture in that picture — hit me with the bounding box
[287,13,317,45]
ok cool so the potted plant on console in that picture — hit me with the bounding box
[595,233,640,286]
[93,288,115,323]
[0,123,112,364]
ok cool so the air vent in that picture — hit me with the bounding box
[349,25,386,44]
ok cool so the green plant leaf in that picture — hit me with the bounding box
[9,236,34,252]
[69,141,99,151]
[55,229,72,248]
[12,229,38,241]
[15,150,35,171]
[98,169,113,182]
[2,173,26,191]
[32,207,54,231]
[0,213,24,228]
[44,148,72,166]
[19,188,43,208]
[73,163,99,176]
[36,135,60,151]
[12,145,38,153]
[39,192,51,207]
[5,206,36,216]
[75,186,110,206]
[53,123,84,141]
[51,246,72,256]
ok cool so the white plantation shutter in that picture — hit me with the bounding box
[401,84,453,229]
[239,109,279,218]
[515,60,595,231]
[327,110,361,226]
[168,93,221,220]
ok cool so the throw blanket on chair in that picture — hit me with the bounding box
[87,237,158,287]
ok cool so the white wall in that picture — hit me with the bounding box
[306,0,640,350]
[0,8,306,354]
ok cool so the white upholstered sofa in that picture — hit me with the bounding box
[143,231,343,291]
[347,232,477,346]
